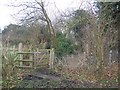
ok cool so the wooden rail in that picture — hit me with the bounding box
[16,43,54,69]
[1,43,55,69]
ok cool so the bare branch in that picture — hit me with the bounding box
[9,0,57,48]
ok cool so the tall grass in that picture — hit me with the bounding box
[2,47,19,89]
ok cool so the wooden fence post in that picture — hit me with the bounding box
[29,54,33,67]
[13,45,15,54]
[34,48,39,69]
[49,48,54,69]
[19,43,23,66]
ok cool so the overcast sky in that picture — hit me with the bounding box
[0,0,94,30]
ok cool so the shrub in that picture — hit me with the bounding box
[55,32,74,57]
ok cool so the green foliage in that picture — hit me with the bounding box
[55,32,74,57]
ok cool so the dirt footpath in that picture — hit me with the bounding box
[15,67,98,88]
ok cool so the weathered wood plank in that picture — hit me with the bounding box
[16,66,33,68]
[17,52,49,54]
[17,60,33,62]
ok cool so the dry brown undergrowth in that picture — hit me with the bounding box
[55,56,118,88]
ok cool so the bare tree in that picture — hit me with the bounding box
[10,0,55,48]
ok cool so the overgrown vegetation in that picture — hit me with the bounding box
[1,0,119,89]
[2,48,19,88]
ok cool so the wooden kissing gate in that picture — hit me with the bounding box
[16,43,54,69]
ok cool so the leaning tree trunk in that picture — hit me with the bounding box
[39,0,56,49]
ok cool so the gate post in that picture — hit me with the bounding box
[34,48,39,69]
[49,48,54,69]
[19,43,23,66]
